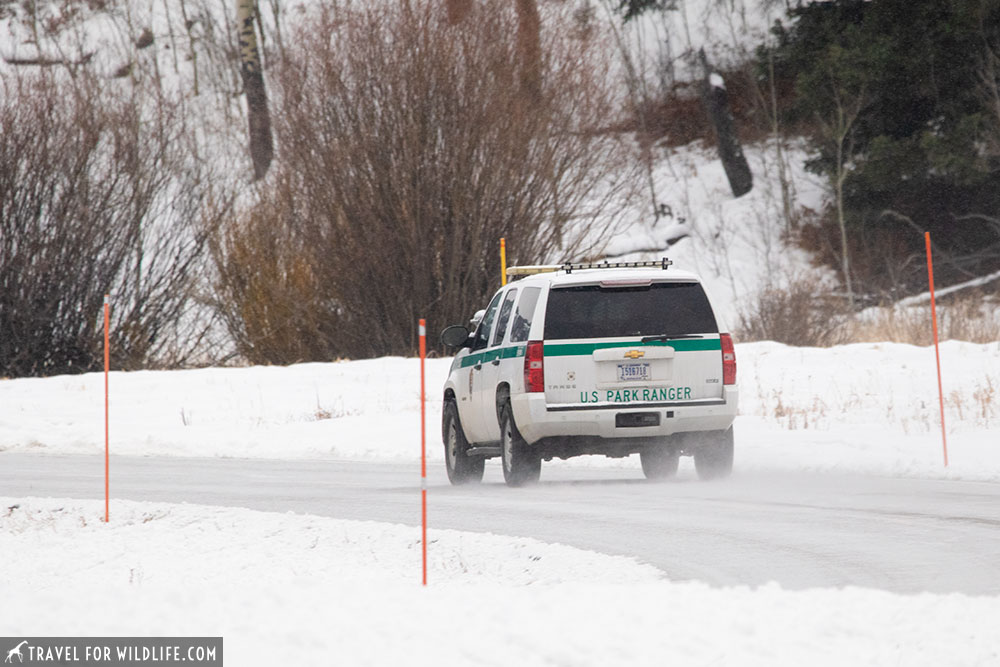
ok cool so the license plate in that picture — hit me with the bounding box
[617,362,650,382]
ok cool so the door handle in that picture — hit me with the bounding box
[474,363,482,370]
[491,359,500,366]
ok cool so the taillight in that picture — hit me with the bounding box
[721,333,736,385]
[524,341,545,393]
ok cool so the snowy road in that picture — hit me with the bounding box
[3,453,999,595]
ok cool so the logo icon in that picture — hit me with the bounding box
[5,641,29,664]
[623,350,645,359]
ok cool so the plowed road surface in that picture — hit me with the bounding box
[3,454,999,594]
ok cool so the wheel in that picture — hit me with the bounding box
[693,427,734,480]
[640,445,679,480]
[499,402,541,487]
[442,400,485,485]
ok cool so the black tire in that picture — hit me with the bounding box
[443,401,485,485]
[640,445,680,480]
[499,402,541,487]
[693,427,734,480]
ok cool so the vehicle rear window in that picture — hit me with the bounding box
[543,282,718,340]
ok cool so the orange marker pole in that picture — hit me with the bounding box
[500,238,507,286]
[103,294,110,522]
[925,233,948,467]
[419,318,427,585]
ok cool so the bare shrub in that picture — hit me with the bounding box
[214,0,638,360]
[210,198,333,366]
[0,71,229,377]
[737,279,852,347]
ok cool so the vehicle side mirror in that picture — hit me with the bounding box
[440,324,471,349]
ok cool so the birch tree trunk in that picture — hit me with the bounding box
[237,0,273,181]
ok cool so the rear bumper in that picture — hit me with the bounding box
[511,387,738,445]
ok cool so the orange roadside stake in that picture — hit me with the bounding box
[419,318,427,585]
[925,233,948,467]
[104,294,110,522]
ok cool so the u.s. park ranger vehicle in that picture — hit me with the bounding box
[440,258,738,487]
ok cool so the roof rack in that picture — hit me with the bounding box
[562,258,672,274]
[505,258,672,279]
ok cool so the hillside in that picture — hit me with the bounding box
[2,0,998,374]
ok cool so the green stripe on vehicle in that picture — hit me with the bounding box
[455,338,718,368]
[544,339,721,356]
[458,344,528,368]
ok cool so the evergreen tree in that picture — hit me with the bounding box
[765,0,1000,293]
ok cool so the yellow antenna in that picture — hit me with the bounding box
[500,237,507,286]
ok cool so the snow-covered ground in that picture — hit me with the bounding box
[2,497,999,666]
[4,342,1000,664]
[4,2,998,661]
[2,340,997,479]
[3,343,998,664]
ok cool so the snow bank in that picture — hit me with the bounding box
[2,341,998,480]
[2,497,998,667]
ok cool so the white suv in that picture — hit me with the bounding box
[440,259,737,486]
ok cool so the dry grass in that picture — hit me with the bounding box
[756,382,999,432]
[764,388,830,430]
[848,295,1000,345]
[973,377,998,421]
[739,279,1000,347]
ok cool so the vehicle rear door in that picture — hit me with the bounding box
[541,280,724,409]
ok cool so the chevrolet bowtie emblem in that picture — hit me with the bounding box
[623,350,645,359]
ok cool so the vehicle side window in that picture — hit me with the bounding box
[471,292,503,351]
[509,287,541,343]
[491,289,518,347]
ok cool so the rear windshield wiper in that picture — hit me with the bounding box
[640,333,705,343]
